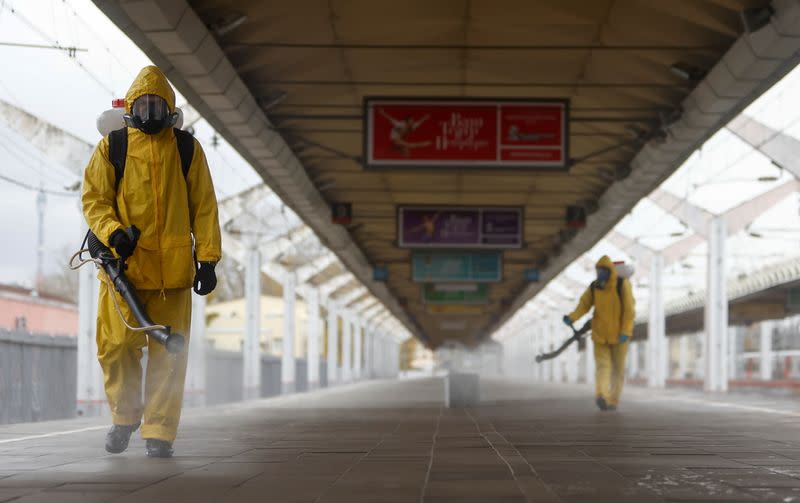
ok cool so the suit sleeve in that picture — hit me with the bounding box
[620,278,636,336]
[568,287,594,323]
[186,140,222,263]
[81,138,124,245]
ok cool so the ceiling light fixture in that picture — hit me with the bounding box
[259,91,287,111]
[211,13,248,36]
[670,62,706,81]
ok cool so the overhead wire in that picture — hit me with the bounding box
[0,2,115,96]
[0,170,76,197]
[0,128,78,185]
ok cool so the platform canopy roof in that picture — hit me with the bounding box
[94,0,800,346]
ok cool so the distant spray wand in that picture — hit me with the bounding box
[534,319,592,363]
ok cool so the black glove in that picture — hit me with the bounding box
[109,228,136,260]
[562,315,573,327]
[193,261,217,296]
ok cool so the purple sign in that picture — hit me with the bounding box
[483,210,522,246]
[398,206,522,249]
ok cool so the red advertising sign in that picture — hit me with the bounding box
[364,98,568,169]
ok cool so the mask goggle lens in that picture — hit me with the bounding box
[596,267,611,283]
[132,94,169,122]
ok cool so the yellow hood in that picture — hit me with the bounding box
[595,255,617,288]
[125,65,175,113]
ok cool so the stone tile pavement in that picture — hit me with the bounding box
[0,378,799,502]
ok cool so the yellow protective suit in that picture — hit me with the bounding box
[82,66,222,442]
[567,255,635,406]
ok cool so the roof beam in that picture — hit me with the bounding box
[724,179,800,233]
[334,286,368,307]
[293,254,336,284]
[318,272,354,300]
[648,189,713,237]
[726,114,800,179]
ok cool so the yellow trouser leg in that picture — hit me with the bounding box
[593,341,612,402]
[140,289,191,443]
[96,282,148,426]
[608,342,629,406]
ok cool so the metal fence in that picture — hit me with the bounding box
[0,330,77,424]
[0,331,334,424]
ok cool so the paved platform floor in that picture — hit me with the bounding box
[1,378,800,502]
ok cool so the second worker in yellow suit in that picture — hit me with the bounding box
[82,66,221,457]
[563,255,635,411]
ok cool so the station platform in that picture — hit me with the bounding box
[1,378,799,502]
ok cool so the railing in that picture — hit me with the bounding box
[0,331,331,425]
[0,330,77,424]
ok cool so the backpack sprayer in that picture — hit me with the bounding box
[70,227,185,354]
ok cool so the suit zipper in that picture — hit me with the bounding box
[149,135,165,295]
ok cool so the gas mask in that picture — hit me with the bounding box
[124,94,178,135]
[595,266,611,289]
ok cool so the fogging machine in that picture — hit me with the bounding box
[85,227,185,353]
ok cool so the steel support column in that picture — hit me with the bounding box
[648,252,666,388]
[760,321,773,381]
[77,263,103,417]
[282,275,296,393]
[342,313,352,382]
[354,319,363,380]
[705,216,728,392]
[186,293,207,407]
[243,243,262,399]
[306,288,320,389]
[326,303,338,385]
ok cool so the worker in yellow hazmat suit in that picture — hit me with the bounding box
[563,255,635,411]
[82,66,221,457]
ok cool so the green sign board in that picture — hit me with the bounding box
[422,283,490,305]
[412,252,502,283]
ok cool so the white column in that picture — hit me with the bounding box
[354,319,363,379]
[243,244,261,400]
[391,339,400,377]
[567,331,579,384]
[326,303,338,386]
[306,288,320,389]
[374,332,383,378]
[760,321,773,381]
[534,330,548,382]
[647,252,666,388]
[729,327,737,382]
[551,319,563,383]
[585,336,595,386]
[185,293,207,407]
[364,325,374,379]
[541,322,550,382]
[77,263,104,417]
[704,216,728,392]
[342,313,352,381]
[281,275,296,393]
[677,336,689,380]
[628,341,639,379]
[648,253,666,387]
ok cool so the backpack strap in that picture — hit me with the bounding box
[173,128,195,178]
[108,128,128,191]
[589,278,626,319]
[108,127,195,190]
